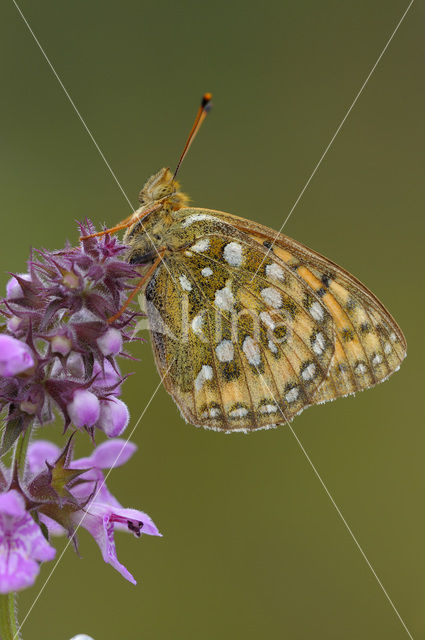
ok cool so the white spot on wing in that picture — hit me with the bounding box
[259,403,278,414]
[215,339,234,362]
[260,311,275,330]
[191,311,205,338]
[182,214,216,227]
[301,363,316,381]
[265,263,284,280]
[285,387,299,403]
[195,365,213,391]
[191,239,210,253]
[372,353,383,365]
[242,336,261,366]
[384,342,392,355]
[201,407,220,419]
[229,407,249,418]
[310,301,324,322]
[268,339,278,354]
[261,287,282,309]
[214,284,234,311]
[223,242,243,267]
[179,275,192,291]
[355,362,367,375]
[312,332,325,355]
[390,332,397,342]
[201,267,213,277]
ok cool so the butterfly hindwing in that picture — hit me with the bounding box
[146,211,337,431]
[144,207,405,431]
[177,208,406,404]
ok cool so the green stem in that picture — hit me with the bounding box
[0,593,20,640]
[0,429,33,640]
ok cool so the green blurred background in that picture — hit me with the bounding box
[1,1,424,638]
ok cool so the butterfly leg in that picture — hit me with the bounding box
[80,203,163,240]
[108,253,165,323]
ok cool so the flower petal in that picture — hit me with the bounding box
[6,273,31,300]
[0,490,26,518]
[67,390,100,428]
[97,328,122,356]
[0,335,34,377]
[97,398,129,437]
[27,440,61,475]
[72,439,136,470]
[0,491,56,593]
[74,501,160,585]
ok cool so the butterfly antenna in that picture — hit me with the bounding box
[173,93,212,180]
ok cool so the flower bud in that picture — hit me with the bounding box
[98,398,129,437]
[7,316,22,333]
[62,270,80,289]
[0,335,34,376]
[92,360,122,395]
[20,400,38,415]
[97,328,122,356]
[67,390,100,428]
[51,335,72,356]
[6,273,31,299]
[67,352,85,378]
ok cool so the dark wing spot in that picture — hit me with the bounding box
[221,361,240,381]
[321,273,333,288]
[346,298,356,311]
[360,322,371,334]
[341,328,355,342]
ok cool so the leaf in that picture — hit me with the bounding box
[0,416,25,458]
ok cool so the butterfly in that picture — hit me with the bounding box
[81,93,406,433]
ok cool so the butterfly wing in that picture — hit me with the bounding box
[144,207,405,431]
[177,208,407,406]
[145,211,341,431]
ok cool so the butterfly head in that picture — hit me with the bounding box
[138,167,189,211]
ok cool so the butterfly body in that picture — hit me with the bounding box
[122,167,406,433]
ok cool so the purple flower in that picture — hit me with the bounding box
[97,398,129,437]
[70,442,161,583]
[27,439,160,584]
[0,490,56,593]
[0,335,34,377]
[97,328,123,356]
[0,221,141,449]
[6,274,31,300]
[67,389,100,428]
[0,222,159,604]
[6,315,22,333]
[92,360,123,396]
[74,501,159,584]
[51,334,72,356]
